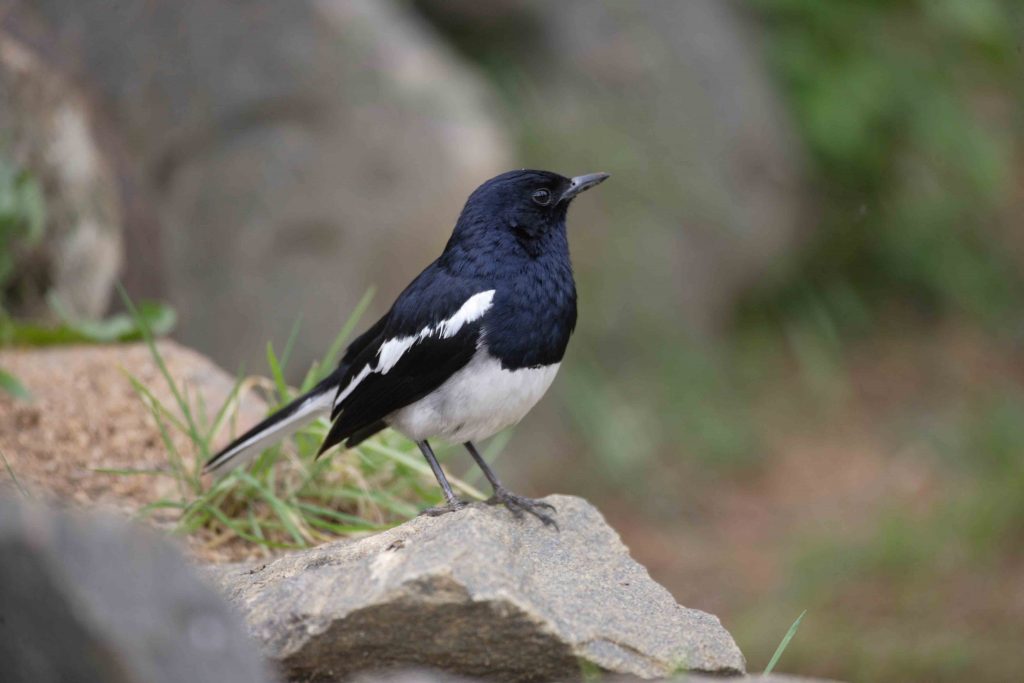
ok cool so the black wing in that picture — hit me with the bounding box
[317,320,480,455]
[317,263,489,455]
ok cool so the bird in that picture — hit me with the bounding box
[204,169,609,526]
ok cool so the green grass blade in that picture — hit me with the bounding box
[295,501,384,529]
[117,283,204,454]
[266,341,290,405]
[136,500,188,517]
[122,370,188,433]
[0,368,30,400]
[763,610,806,674]
[326,484,420,518]
[204,504,303,550]
[304,513,382,536]
[359,440,486,500]
[319,287,375,375]
[248,506,267,543]
[280,314,303,374]
[1,449,29,497]
[91,467,169,476]
[205,368,246,446]
[235,470,308,546]
[124,373,190,498]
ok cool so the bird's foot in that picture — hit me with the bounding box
[419,498,468,517]
[487,487,558,529]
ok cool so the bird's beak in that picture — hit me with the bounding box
[560,172,610,203]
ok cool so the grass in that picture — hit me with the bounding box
[0,448,29,498]
[735,377,1024,682]
[113,286,490,553]
[764,610,806,674]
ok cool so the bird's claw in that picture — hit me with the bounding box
[487,488,558,528]
[419,499,468,517]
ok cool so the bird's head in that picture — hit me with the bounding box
[447,169,609,256]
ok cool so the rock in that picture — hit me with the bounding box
[416,0,808,336]
[352,671,840,683]
[209,495,746,681]
[0,495,277,683]
[2,0,514,375]
[0,31,123,319]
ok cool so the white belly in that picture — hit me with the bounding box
[387,349,560,443]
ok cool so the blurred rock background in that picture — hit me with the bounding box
[1,1,1022,681]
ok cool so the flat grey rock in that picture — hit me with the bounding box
[0,495,276,683]
[351,670,839,683]
[209,495,745,681]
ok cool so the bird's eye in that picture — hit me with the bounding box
[532,188,552,206]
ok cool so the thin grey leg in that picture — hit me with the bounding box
[463,441,558,528]
[417,440,465,514]
[417,440,460,505]
[464,441,503,490]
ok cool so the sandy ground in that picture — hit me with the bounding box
[0,340,270,562]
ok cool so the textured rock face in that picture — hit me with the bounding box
[0,496,276,683]
[1,0,512,374]
[419,0,808,336]
[350,671,840,683]
[0,32,123,319]
[209,495,745,681]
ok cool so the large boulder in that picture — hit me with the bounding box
[417,0,808,335]
[350,672,840,683]
[1,0,513,374]
[0,31,123,319]
[209,495,746,681]
[0,495,276,683]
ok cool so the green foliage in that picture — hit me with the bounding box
[115,288,488,550]
[0,153,46,398]
[0,294,176,347]
[0,368,30,400]
[0,154,45,294]
[0,153,177,399]
[746,0,1024,331]
[741,386,1024,681]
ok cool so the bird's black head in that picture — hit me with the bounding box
[446,169,609,258]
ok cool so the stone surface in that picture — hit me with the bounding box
[418,0,808,336]
[1,0,513,375]
[0,31,123,319]
[209,495,746,681]
[0,495,277,683]
[352,671,840,683]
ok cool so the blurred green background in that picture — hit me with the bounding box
[2,1,1023,680]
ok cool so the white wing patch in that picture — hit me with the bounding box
[436,290,495,338]
[377,336,418,374]
[334,363,372,407]
[333,290,495,411]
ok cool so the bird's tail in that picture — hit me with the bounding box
[203,373,339,474]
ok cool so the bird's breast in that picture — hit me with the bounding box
[385,348,560,443]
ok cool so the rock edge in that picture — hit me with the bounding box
[209,495,745,681]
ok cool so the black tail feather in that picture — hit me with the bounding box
[204,372,340,473]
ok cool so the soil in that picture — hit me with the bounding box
[0,340,271,563]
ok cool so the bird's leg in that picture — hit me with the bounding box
[417,440,467,516]
[464,442,557,528]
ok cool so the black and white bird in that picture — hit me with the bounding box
[204,169,609,525]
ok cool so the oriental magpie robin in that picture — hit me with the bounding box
[204,170,609,526]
